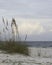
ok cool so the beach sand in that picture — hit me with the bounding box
[0,47,52,65]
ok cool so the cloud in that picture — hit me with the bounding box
[0,9,6,13]
[18,22,45,35]
[0,0,52,18]
[49,28,52,32]
[28,31,52,41]
[14,17,52,36]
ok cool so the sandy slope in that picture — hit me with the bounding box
[0,47,52,65]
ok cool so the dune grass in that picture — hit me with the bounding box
[0,18,29,56]
[0,41,29,55]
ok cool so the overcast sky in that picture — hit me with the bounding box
[0,0,52,41]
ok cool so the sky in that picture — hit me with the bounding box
[0,0,52,41]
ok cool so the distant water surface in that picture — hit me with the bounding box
[25,41,52,47]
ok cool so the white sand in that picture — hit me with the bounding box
[0,47,52,65]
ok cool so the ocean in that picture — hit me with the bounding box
[25,41,52,47]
